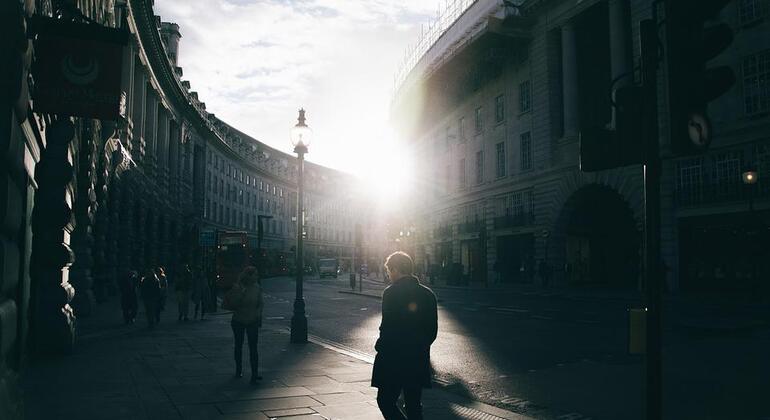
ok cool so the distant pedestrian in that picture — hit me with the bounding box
[119,270,139,324]
[156,267,168,322]
[192,266,210,320]
[372,251,438,420]
[224,266,264,384]
[176,264,193,321]
[139,268,161,329]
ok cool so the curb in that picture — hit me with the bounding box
[278,328,531,420]
[338,290,382,300]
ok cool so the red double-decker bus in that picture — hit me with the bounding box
[215,231,250,289]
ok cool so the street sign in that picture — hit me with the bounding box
[199,230,215,247]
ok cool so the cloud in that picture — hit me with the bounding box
[155,0,440,171]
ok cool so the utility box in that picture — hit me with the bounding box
[628,307,646,355]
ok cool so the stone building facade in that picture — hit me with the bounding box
[0,1,376,417]
[392,0,769,292]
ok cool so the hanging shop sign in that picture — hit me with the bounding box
[31,17,128,120]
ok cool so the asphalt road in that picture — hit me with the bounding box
[259,275,770,420]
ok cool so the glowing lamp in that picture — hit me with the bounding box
[742,169,758,185]
[290,108,312,152]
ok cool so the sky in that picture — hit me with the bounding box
[155,0,441,179]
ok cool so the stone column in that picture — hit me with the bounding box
[31,119,77,354]
[69,121,98,316]
[157,108,169,194]
[144,89,158,177]
[561,23,579,138]
[131,66,146,162]
[609,0,632,127]
[115,180,130,275]
[135,201,147,271]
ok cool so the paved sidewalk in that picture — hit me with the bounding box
[23,295,529,420]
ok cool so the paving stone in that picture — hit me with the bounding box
[222,385,315,400]
[262,407,318,417]
[309,391,373,406]
[312,401,383,419]
[328,372,373,383]
[217,396,320,414]
[280,375,336,387]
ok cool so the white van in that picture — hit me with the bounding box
[318,258,338,278]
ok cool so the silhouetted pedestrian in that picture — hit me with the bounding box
[192,266,210,320]
[372,251,438,420]
[224,266,264,384]
[176,264,192,321]
[119,270,139,324]
[155,266,168,322]
[140,268,161,329]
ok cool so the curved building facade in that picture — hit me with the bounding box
[0,1,372,417]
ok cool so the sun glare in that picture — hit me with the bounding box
[343,130,414,211]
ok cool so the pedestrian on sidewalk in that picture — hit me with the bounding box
[139,268,161,329]
[119,270,139,324]
[156,266,168,323]
[176,264,192,321]
[224,266,264,384]
[372,251,438,420]
[192,266,210,320]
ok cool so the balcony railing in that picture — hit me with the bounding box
[458,220,485,233]
[675,179,769,207]
[493,212,534,229]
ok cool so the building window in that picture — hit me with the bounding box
[714,151,743,200]
[743,49,770,115]
[495,94,505,123]
[496,141,506,178]
[459,117,466,142]
[458,158,466,189]
[739,0,768,26]
[475,151,484,185]
[676,158,704,206]
[520,132,533,171]
[519,80,531,113]
[474,107,483,134]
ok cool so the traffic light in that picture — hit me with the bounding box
[580,86,646,172]
[665,0,736,156]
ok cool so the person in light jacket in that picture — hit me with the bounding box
[372,251,438,420]
[230,266,264,384]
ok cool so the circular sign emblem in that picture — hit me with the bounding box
[61,54,100,85]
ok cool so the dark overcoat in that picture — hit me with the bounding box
[371,275,438,388]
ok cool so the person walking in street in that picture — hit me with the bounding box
[176,264,193,321]
[139,268,161,329]
[192,266,210,320]
[155,266,168,323]
[372,251,438,420]
[224,266,264,384]
[119,270,139,324]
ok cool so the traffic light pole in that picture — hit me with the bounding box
[640,19,662,420]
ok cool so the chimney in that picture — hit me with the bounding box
[160,22,182,66]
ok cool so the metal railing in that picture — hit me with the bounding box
[675,179,769,207]
[434,225,452,238]
[392,0,523,95]
[493,212,534,229]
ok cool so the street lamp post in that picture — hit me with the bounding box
[290,109,311,343]
[257,215,273,272]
